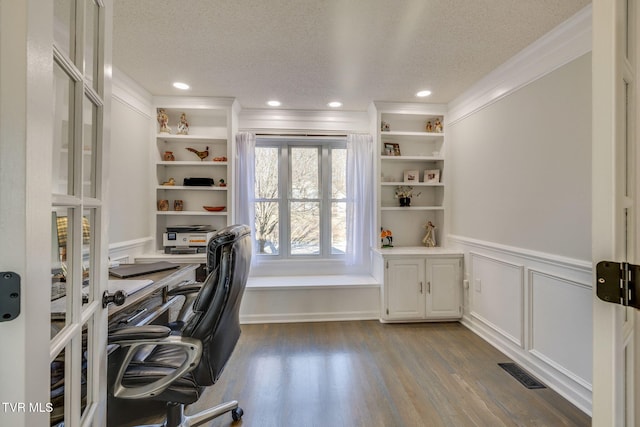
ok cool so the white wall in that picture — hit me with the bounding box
[449,53,592,261]
[448,48,593,414]
[108,70,154,261]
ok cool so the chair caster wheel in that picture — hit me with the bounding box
[232,407,244,421]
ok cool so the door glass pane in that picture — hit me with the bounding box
[290,201,320,255]
[51,208,72,337]
[255,146,278,198]
[255,202,279,255]
[85,0,99,90]
[291,147,319,198]
[331,201,347,254]
[83,95,98,198]
[81,209,93,309]
[332,148,347,199]
[53,62,75,195]
[50,347,67,427]
[80,321,92,421]
[54,0,74,59]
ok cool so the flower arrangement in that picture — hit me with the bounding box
[394,186,421,199]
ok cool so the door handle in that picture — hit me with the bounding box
[419,282,423,294]
[427,281,431,293]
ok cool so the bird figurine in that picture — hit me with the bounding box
[185,146,209,161]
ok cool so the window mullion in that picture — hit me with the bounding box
[281,145,290,258]
[321,146,331,257]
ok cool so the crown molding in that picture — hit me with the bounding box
[447,4,592,125]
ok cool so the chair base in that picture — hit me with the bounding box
[136,400,243,427]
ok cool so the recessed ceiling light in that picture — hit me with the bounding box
[327,101,342,108]
[173,82,190,90]
[416,90,432,97]
[267,100,281,107]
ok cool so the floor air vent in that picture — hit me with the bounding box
[498,363,546,389]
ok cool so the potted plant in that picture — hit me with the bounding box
[394,186,421,207]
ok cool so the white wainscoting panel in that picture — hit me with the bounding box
[529,269,592,385]
[470,252,524,347]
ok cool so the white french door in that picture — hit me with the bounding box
[51,1,112,426]
[0,1,111,426]
[592,0,638,425]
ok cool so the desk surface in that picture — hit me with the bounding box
[51,264,198,319]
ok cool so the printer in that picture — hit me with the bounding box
[163,226,216,254]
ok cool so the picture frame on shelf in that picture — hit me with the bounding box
[424,169,440,184]
[383,142,401,156]
[404,170,419,183]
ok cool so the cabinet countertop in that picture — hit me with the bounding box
[372,246,463,256]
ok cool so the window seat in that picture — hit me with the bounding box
[246,274,380,290]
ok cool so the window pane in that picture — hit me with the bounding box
[290,147,319,199]
[255,202,279,255]
[332,148,347,199]
[53,62,75,195]
[83,95,98,198]
[332,201,347,254]
[255,146,278,199]
[290,202,319,255]
[85,0,100,90]
[54,0,74,59]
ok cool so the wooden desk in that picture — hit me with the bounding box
[107,263,198,321]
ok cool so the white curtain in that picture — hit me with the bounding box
[346,133,374,270]
[235,131,256,237]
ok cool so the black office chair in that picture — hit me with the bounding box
[108,224,252,427]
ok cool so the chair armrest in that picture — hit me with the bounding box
[108,325,171,344]
[167,284,202,297]
[111,334,202,400]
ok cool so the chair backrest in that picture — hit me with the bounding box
[182,224,252,385]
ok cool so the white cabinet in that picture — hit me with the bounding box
[150,97,238,258]
[373,248,463,322]
[371,102,447,247]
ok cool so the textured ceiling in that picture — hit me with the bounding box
[113,0,590,111]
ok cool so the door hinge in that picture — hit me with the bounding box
[596,261,640,309]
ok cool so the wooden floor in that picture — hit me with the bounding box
[181,321,590,427]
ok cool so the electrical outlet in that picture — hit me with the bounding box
[475,278,482,292]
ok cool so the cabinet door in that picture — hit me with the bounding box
[425,258,461,319]
[386,258,426,319]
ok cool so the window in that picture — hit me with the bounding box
[254,138,346,259]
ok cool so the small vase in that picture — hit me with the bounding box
[157,199,169,211]
[163,151,175,161]
[174,200,183,211]
[399,197,411,207]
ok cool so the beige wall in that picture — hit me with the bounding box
[448,53,592,261]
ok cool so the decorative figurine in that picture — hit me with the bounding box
[157,199,169,211]
[381,121,391,132]
[380,228,393,248]
[426,121,433,132]
[163,151,175,161]
[174,200,184,211]
[422,221,437,247]
[157,108,171,133]
[218,178,227,187]
[177,112,189,135]
[185,146,209,161]
[162,177,176,186]
[434,118,443,133]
